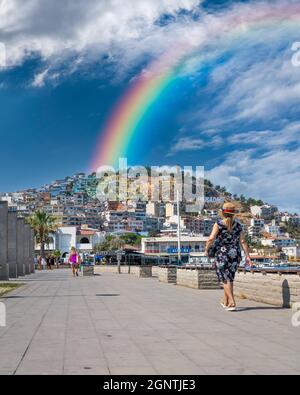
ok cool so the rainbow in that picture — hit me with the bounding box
[91,2,300,171]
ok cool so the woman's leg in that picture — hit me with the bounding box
[227,282,236,307]
[223,282,231,306]
[231,282,236,305]
[223,287,229,306]
[217,267,229,306]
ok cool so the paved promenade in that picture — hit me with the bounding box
[0,269,299,375]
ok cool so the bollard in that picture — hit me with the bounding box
[8,211,18,279]
[0,202,9,281]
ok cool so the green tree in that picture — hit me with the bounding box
[282,221,300,240]
[204,179,213,188]
[119,233,142,247]
[27,210,57,258]
[93,235,125,253]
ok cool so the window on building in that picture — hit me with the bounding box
[80,237,90,244]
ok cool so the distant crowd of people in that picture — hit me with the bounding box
[36,255,57,270]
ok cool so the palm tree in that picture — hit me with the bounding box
[27,210,57,259]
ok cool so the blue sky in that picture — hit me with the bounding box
[0,0,300,212]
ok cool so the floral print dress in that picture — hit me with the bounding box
[214,219,243,284]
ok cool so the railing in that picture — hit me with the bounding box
[238,267,300,275]
[77,243,93,250]
[172,265,215,271]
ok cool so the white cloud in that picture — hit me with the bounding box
[1,0,300,213]
[1,0,297,88]
[32,68,49,87]
[207,147,300,212]
[168,137,206,155]
[228,122,300,148]
[168,134,223,156]
[0,0,200,73]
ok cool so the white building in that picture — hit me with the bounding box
[264,220,285,237]
[35,226,105,257]
[146,202,165,218]
[144,216,165,233]
[248,218,265,238]
[141,235,208,257]
[251,205,278,219]
[281,215,300,226]
[282,246,300,259]
[203,209,219,219]
[261,237,296,248]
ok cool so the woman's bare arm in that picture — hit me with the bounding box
[205,223,219,255]
[240,232,252,265]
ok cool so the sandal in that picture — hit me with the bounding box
[226,304,237,312]
[220,300,228,309]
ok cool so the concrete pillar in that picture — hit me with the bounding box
[8,211,18,279]
[17,218,25,277]
[24,225,31,275]
[0,202,9,281]
[30,228,35,274]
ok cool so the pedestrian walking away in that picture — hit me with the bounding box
[205,202,252,312]
[69,247,81,277]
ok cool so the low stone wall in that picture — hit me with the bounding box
[177,267,220,290]
[94,265,153,277]
[158,266,177,284]
[94,265,130,274]
[82,265,94,277]
[152,266,159,277]
[131,266,153,278]
[235,270,300,308]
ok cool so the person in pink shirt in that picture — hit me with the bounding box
[69,247,81,277]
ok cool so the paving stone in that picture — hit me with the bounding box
[0,269,299,375]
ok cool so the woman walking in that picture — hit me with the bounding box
[69,248,80,278]
[205,203,252,311]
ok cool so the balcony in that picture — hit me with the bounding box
[76,243,93,251]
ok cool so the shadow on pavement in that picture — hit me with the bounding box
[2,293,121,299]
[236,306,285,312]
[1,294,87,299]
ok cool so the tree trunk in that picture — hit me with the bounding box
[40,242,45,259]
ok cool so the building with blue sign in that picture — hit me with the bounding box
[141,235,208,264]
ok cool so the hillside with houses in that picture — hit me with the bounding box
[0,172,299,265]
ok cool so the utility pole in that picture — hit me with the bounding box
[177,190,182,265]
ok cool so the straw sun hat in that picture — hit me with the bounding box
[219,202,237,217]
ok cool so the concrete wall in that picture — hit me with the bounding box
[177,268,221,290]
[94,265,154,277]
[24,225,31,275]
[0,202,9,280]
[131,266,152,278]
[82,266,94,277]
[94,265,131,274]
[158,267,177,284]
[17,218,25,277]
[235,271,300,308]
[152,266,159,277]
[8,211,17,278]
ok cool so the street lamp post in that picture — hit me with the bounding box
[177,190,182,265]
[117,250,123,274]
